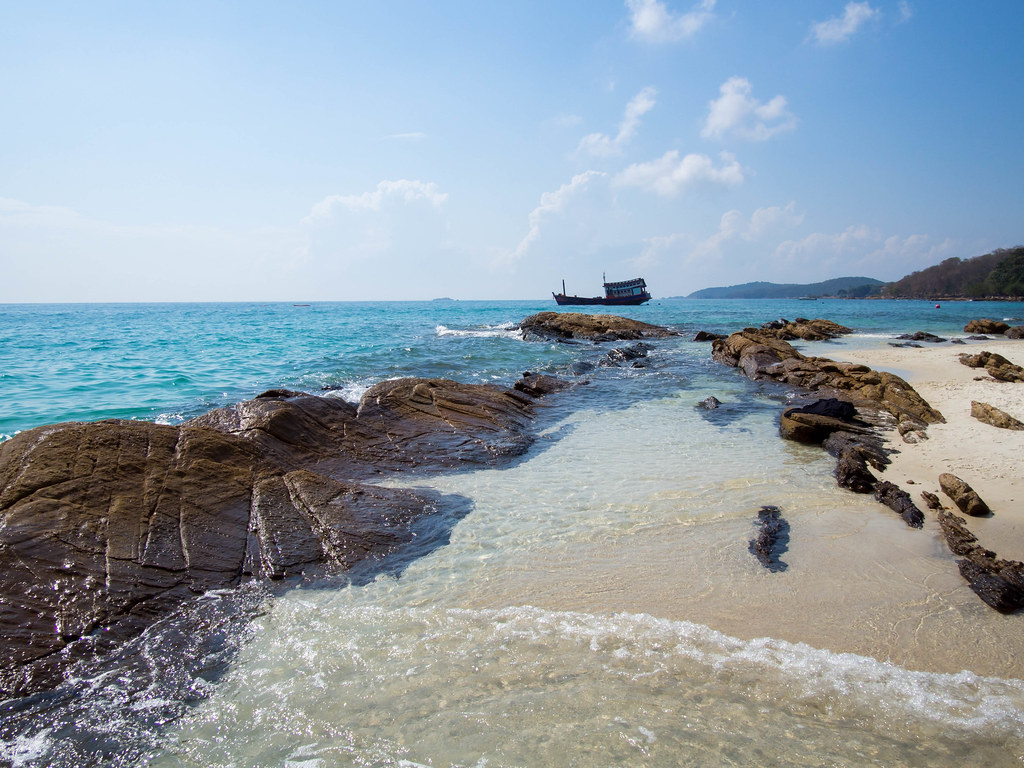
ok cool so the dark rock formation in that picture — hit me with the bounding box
[0,377,558,698]
[519,312,677,342]
[938,472,991,517]
[964,319,1010,335]
[712,329,943,439]
[823,429,889,494]
[697,396,721,410]
[934,506,1024,613]
[889,342,923,348]
[601,342,652,367]
[514,372,578,397]
[758,318,852,341]
[693,331,726,342]
[966,335,991,341]
[970,400,1024,430]
[779,398,861,443]
[748,505,789,572]
[920,490,943,511]
[873,481,925,528]
[896,331,947,343]
[958,351,1024,382]
[1006,326,1024,339]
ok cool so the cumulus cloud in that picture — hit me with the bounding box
[810,2,879,45]
[578,87,658,157]
[507,171,606,262]
[691,203,805,260]
[702,77,797,142]
[614,150,744,196]
[306,180,448,220]
[627,0,717,43]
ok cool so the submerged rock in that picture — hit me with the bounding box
[697,396,721,410]
[748,505,789,572]
[693,330,726,342]
[519,312,677,342]
[873,481,925,528]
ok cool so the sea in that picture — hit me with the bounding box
[1,298,1023,767]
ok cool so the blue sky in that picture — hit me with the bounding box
[2,1,1022,301]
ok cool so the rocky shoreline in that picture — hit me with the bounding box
[2,311,1021,699]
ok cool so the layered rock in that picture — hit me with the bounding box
[758,317,852,341]
[970,400,1024,430]
[958,351,1024,382]
[519,312,678,342]
[0,377,548,698]
[964,319,1010,335]
[712,329,943,439]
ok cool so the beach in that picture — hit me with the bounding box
[828,338,1024,563]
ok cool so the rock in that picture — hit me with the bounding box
[519,312,677,342]
[889,342,923,348]
[601,342,652,367]
[970,401,1024,430]
[693,331,726,342]
[966,335,990,341]
[758,317,853,341]
[957,559,1024,613]
[938,473,991,517]
[779,398,863,444]
[0,377,550,698]
[823,430,889,494]
[957,351,1024,382]
[748,505,789,572]
[964,319,1010,335]
[514,372,576,397]
[697,396,721,410]
[1006,326,1024,339]
[713,329,943,432]
[873,481,925,528]
[921,490,943,511]
[896,331,947,343]
[936,507,987,557]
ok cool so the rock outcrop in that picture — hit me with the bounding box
[712,329,943,439]
[958,351,1024,382]
[895,331,946,343]
[758,318,852,341]
[970,400,1024,430]
[934,506,1024,613]
[964,319,1010,335]
[0,377,551,698]
[519,312,678,342]
[938,472,991,517]
[1006,326,1024,339]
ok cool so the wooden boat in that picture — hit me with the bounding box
[553,275,651,306]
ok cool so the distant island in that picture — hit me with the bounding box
[683,246,1024,300]
[685,276,883,299]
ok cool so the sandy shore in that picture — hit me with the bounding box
[827,338,1024,562]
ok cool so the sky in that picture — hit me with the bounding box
[2,1,1023,302]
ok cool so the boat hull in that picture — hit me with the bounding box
[553,293,651,306]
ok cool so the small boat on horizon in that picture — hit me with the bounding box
[553,275,652,306]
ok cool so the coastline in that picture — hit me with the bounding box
[823,338,1024,562]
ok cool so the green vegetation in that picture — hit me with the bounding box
[686,276,883,299]
[882,246,1024,299]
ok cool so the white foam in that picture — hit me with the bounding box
[0,729,52,768]
[435,323,521,340]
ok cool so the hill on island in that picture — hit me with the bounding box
[686,276,883,299]
[882,246,1024,299]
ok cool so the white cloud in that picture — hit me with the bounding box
[384,132,427,141]
[506,171,606,262]
[614,150,744,196]
[810,2,879,45]
[627,0,717,43]
[702,77,797,142]
[691,202,805,260]
[306,179,448,220]
[578,87,658,157]
[898,1,912,23]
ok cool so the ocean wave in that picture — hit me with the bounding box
[435,323,521,340]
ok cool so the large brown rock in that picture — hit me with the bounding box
[970,400,1024,430]
[519,311,677,342]
[0,377,550,698]
[712,329,943,436]
[964,319,1010,335]
[939,472,991,517]
[958,351,1024,382]
[759,317,853,341]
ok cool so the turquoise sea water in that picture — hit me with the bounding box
[2,298,1024,767]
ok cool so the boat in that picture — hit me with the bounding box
[553,275,652,306]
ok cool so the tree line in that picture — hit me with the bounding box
[883,246,1024,299]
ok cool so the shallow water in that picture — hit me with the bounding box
[2,299,1024,766]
